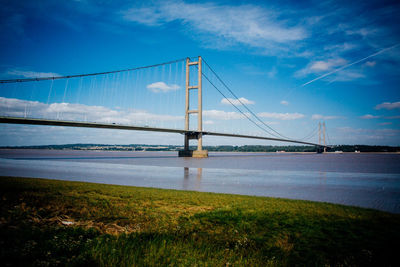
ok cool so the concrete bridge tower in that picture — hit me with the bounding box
[178,56,208,158]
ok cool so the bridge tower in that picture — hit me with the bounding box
[178,56,208,158]
[318,122,321,146]
[323,122,327,153]
[317,121,327,153]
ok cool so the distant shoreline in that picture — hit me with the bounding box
[1,149,400,154]
[1,149,399,154]
[1,143,399,153]
[1,148,400,154]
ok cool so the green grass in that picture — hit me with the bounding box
[1,176,399,266]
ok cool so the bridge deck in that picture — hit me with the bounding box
[0,116,325,147]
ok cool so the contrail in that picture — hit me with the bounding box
[301,43,400,87]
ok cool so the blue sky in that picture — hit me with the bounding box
[0,0,399,146]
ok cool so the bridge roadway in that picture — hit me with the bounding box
[0,116,325,147]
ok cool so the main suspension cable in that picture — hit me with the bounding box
[297,124,319,141]
[202,58,293,140]
[325,124,332,145]
[0,58,188,84]
[201,70,285,139]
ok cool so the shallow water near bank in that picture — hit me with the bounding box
[0,149,399,213]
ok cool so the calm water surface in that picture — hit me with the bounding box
[0,149,399,213]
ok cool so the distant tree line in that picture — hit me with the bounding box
[204,145,317,152]
[328,145,399,153]
[205,145,399,152]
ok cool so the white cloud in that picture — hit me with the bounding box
[360,114,380,119]
[0,97,183,125]
[123,1,307,52]
[345,27,378,37]
[280,100,289,106]
[6,69,61,78]
[313,59,345,71]
[364,61,376,67]
[375,101,400,110]
[257,112,304,120]
[221,97,254,105]
[323,43,357,52]
[327,70,365,82]
[311,114,341,120]
[203,120,214,125]
[146,81,180,93]
[203,109,248,120]
[122,7,166,26]
[310,61,336,72]
[295,58,347,77]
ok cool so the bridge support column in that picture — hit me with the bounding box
[317,122,327,154]
[179,56,208,158]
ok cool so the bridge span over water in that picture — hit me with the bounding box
[0,56,329,157]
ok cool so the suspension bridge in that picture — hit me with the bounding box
[0,56,329,157]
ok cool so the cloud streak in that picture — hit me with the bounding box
[221,97,254,105]
[203,109,248,120]
[360,114,380,119]
[311,114,341,120]
[258,112,304,120]
[123,1,307,52]
[300,43,400,87]
[375,101,400,110]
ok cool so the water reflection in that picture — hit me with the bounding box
[318,171,327,185]
[183,167,203,190]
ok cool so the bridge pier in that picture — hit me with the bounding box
[179,132,208,158]
[178,149,208,158]
[178,56,208,158]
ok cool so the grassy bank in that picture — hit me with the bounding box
[1,176,399,266]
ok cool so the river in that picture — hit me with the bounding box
[0,149,399,213]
